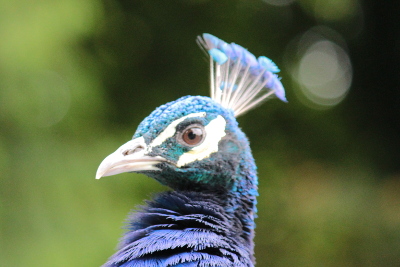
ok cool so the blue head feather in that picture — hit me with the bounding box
[134,96,257,196]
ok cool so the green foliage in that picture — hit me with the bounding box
[0,0,398,266]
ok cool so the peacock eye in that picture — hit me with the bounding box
[180,126,205,146]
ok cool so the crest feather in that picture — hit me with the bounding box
[197,33,287,117]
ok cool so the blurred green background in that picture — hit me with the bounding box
[1,0,399,266]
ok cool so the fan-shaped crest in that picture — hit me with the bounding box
[197,33,287,117]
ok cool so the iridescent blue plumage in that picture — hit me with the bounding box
[96,34,286,266]
[105,191,254,266]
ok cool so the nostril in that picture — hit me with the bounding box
[132,146,144,153]
[123,146,144,156]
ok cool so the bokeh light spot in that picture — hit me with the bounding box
[296,41,352,106]
[285,27,352,108]
[298,42,339,88]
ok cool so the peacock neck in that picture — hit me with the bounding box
[229,157,259,254]
[104,190,255,266]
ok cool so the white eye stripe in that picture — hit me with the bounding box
[148,112,206,151]
[177,115,226,167]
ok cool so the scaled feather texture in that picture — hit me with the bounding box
[96,33,287,267]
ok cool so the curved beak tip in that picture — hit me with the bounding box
[95,172,104,180]
[95,161,110,180]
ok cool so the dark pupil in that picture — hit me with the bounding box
[188,130,197,140]
[183,127,203,145]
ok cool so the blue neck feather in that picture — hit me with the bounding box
[103,150,258,267]
[103,190,255,267]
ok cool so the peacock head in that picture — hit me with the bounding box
[96,33,286,193]
[97,95,253,192]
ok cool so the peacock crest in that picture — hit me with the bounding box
[197,33,287,117]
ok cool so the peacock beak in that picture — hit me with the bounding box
[96,137,166,179]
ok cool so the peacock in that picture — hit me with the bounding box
[96,33,287,267]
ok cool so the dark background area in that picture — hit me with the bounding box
[0,0,399,266]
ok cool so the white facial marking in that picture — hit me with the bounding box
[177,115,226,167]
[148,112,206,151]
